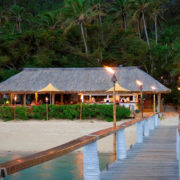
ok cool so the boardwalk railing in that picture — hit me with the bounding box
[0,114,160,180]
[176,111,180,179]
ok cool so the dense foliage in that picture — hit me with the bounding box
[0,104,130,121]
[0,0,179,103]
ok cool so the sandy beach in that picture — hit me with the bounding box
[0,112,178,154]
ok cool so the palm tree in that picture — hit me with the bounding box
[150,0,166,44]
[37,10,60,29]
[111,0,130,31]
[63,0,97,57]
[10,5,25,33]
[132,0,150,48]
[0,8,8,28]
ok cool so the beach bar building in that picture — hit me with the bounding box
[0,66,171,112]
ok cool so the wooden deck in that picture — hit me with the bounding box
[101,125,178,180]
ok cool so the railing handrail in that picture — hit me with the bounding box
[0,115,155,177]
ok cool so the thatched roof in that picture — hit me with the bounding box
[0,67,171,93]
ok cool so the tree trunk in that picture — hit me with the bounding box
[137,19,141,39]
[123,13,127,31]
[17,16,22,33]
[155,15,158,44]
[142,11,150,48]
[14,0,16,5]
[80,22,88,56]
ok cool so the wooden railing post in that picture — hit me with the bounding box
[0,168,7,180]
[83,140,100,180]
[144,119,149,137]
[150,116,155,130]
[137,121,143,143]
[177,126,180,179]
[116,129,127,160]
[177,128,179,160]
[157,113,161,126]
[155,114,158,128]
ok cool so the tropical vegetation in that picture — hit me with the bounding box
[0,104,131,121]
[0,0,179,104]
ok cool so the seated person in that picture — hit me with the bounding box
[31,100,36,106]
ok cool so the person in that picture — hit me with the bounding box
[31,100,36,106]
[36,101,40,106]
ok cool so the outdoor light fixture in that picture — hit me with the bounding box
[14,95,17,102]
[136,80,143,119]
[151,86,157,114]
[136,80,143,90]
[105,66,117,126]
[45,96,49,103]
[45,97,49,120]
[104,66,117,157]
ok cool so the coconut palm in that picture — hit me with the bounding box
[132,0,150,48]
[10,5,25,33]
[150,0,166,44]
[111,0,130,31]
[63,0,98,57]
[0,8,8,28]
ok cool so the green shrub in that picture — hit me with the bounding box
[0,104,130,121]
[32,105,47,120]
[0,106,14,121]
[15,106,29,120]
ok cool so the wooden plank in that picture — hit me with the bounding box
[101,126,178,180]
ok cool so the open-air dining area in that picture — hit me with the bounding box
[0,66,171,114]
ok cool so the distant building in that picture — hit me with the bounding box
[0,67,171,112]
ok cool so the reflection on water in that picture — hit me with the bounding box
[0,151,114,180]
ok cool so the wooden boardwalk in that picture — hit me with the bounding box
[101,125,178,180]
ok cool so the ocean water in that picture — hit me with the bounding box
[0,152,114,180]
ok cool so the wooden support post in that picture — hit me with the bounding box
[52,94,55,104]
[144,119,149,137]
[35,93,38,103]
[89,95,91,102]
[116,129,127,160]
[10,93,13,105]
[83,141,100,180]
[137,121,143,143]
[153,93,156,114]
[157,93,161,113]
[23,94,26,106]
[61,94,63,104]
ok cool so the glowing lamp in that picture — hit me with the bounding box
[104,66,115,74]
[136,80,143,87]
[45,97,49,103]
[151,86,156,91]
[14,95,17,102]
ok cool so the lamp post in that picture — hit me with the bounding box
[136,80,143,119]
[45,96,49,120]
[151,86,156,114]
[14,95,17,120]
[105,66,117,157]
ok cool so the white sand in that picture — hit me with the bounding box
[0,113,178,154]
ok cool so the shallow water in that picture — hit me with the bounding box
[0,152,114,180]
